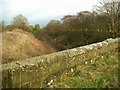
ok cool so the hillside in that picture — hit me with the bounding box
[2,29,56,64]
[1,37,119,88]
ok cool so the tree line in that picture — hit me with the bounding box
[0,1,120,50]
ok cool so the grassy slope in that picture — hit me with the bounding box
[2,29,56,64]
[50,51,119,88]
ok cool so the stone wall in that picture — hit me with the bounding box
[1,38,119,88]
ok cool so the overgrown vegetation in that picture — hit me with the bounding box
[1,0,119,88]
[1,1,120,51]
[49,52,119,88]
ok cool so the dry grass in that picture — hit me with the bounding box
[50,52,119,88]
[2,29,56,64]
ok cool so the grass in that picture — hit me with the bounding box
[2,29,56,64]
[50,51,119,88]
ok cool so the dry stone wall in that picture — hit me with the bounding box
[1,38,119,88]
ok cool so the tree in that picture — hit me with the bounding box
[96,0,120,38]
[11,14,29,30]
[45,20,62,37]
[33,24,41,31]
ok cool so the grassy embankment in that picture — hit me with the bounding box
[50,51,119,88]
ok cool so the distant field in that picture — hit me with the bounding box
[49,51,119,88]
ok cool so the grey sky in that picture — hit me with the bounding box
[0,0,98,26]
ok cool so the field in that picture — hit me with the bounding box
[49,51,119,88]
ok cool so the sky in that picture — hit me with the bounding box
[0,0,98,26]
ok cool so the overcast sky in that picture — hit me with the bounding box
[0,0,98,26]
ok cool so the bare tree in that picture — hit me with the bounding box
[96,0,120,38]
[12,14,29,29]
